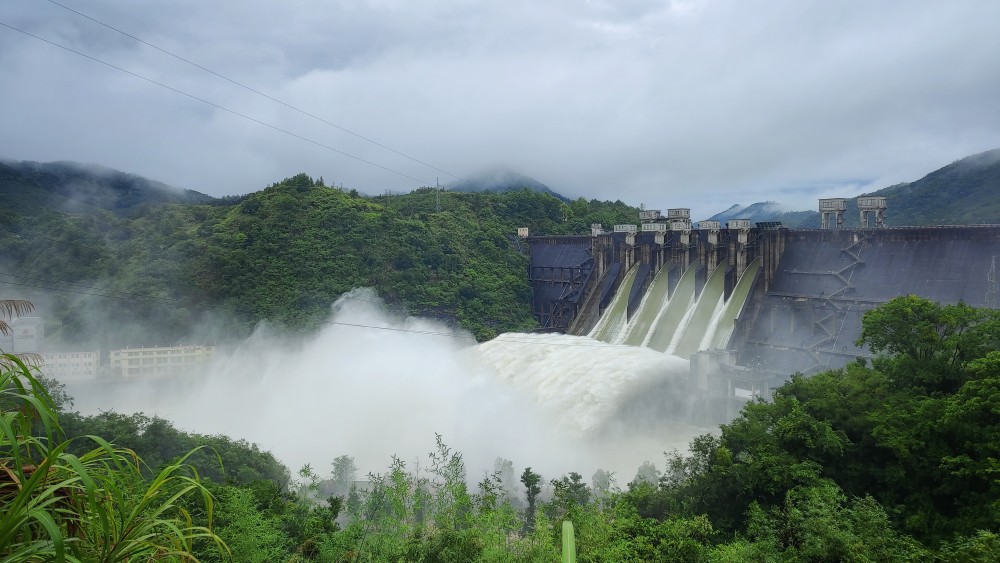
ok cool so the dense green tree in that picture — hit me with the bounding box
[738,479,927,561]
[625,297,1000,545]
[859,295,1000,393]
[521,467,543,532]
[328,454,357,498]
[58,411,290,486]
[631,460,660,487]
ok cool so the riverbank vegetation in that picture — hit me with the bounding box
[3,295,998,560]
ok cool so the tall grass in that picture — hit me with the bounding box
[0,353,229,561]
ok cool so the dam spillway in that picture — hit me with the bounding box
[526,224,1000,388]
[589,264,639,343]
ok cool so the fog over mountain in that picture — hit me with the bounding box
[2,0,1000,216]
[447,168,568,201]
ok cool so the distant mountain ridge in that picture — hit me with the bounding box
[707,202,816,228]
[0,159,214,216]
[862,149,1000,226]
[709,148,1000,227]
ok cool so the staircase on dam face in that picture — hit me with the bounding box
[796,232,872,371]
[986,256,999,309]
[734,226,1000,379]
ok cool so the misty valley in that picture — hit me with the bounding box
[4,154,1000,561]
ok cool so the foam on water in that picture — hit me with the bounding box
[478,332,690,433]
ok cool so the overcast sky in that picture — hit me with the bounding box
[2,0,999,218]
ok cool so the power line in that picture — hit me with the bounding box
[0,270,627,349]
[0,272,631,349]
[43,0,461,181]
[0,20,434,187]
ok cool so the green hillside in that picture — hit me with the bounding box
[867,149,1000,226]
[0,160,214,217]
[0,163,638,346]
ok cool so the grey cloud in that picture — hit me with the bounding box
[1,0,999,213]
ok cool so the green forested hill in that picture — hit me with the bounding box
[0,160,214,217]
[866,148,1000,225]
[0,164,639,346]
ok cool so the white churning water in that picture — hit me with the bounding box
[66,257,761,479]
[477,332,691,433]
[67,289,704,479]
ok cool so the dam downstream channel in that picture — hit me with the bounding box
[65,288,709,481]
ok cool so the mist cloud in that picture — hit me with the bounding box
[67,289,704,479]
[2,0,999,217]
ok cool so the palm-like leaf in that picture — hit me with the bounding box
[0,300,34,332]
[0,299,41,370]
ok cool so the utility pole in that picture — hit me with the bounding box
[435,177,441,212]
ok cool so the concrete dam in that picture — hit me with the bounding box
[524,208,1000,419]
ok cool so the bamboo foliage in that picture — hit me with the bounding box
[0,354,230,561]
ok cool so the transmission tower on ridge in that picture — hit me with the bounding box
[987,256,999,309]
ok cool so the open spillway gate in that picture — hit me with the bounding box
[527,223,768,338]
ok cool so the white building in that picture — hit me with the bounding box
[6,317,44,353]
[110,345,215,378]
[41,351,100,382]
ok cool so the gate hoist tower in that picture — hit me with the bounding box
[857,196,887,228]
[819,198,848,229]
